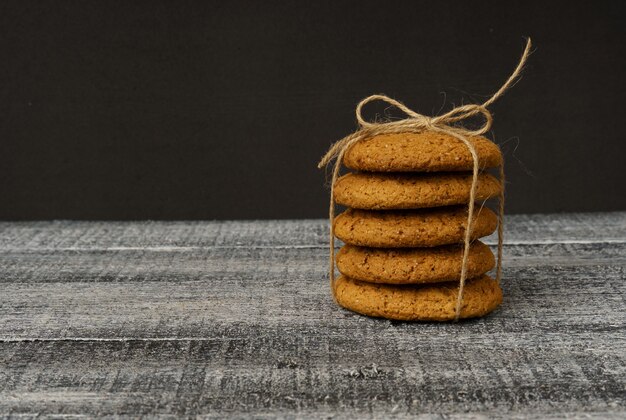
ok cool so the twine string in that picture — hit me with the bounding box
[318,38,531,321]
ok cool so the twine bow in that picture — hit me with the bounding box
[318,38,532,321]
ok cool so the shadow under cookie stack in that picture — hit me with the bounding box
[331,131,504,321]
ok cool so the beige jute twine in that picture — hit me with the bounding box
[318,38,532,321]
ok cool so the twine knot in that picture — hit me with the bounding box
[318,38,532,321]
[354,96,492,138]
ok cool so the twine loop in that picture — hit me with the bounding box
[318,38,531,321]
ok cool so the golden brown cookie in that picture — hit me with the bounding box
[334,172,501,210]
[336,241,495,284]
[334,274,502,321]
[343,132,502,172]
[333,206,498,248]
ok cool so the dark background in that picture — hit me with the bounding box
[1,0,624,220]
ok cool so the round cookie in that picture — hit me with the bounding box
[333,206,498,248]
[343,132,502,172]
[334,274,502,321]
[336,241,495,284]
[334,172,501,210]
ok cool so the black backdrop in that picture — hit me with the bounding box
[1,0,624,220]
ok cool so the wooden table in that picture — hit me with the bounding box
[1,213,625,418]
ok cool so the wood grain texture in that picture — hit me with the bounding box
[0,212,625,418]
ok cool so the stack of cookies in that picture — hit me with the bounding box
[332,131,504,321]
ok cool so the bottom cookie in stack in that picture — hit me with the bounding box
[334,274,502,321]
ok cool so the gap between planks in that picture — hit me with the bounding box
[2,239,625,252]
[0,337,244,343]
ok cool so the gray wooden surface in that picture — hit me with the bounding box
[0,213,625,418]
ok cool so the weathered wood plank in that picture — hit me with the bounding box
[0,241,624,339]
[0,332,623,418]
[0,262,623,339]
[1,242,624,284]
[0,212,624,250]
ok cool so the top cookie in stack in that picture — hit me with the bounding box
[331,131,503,321]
